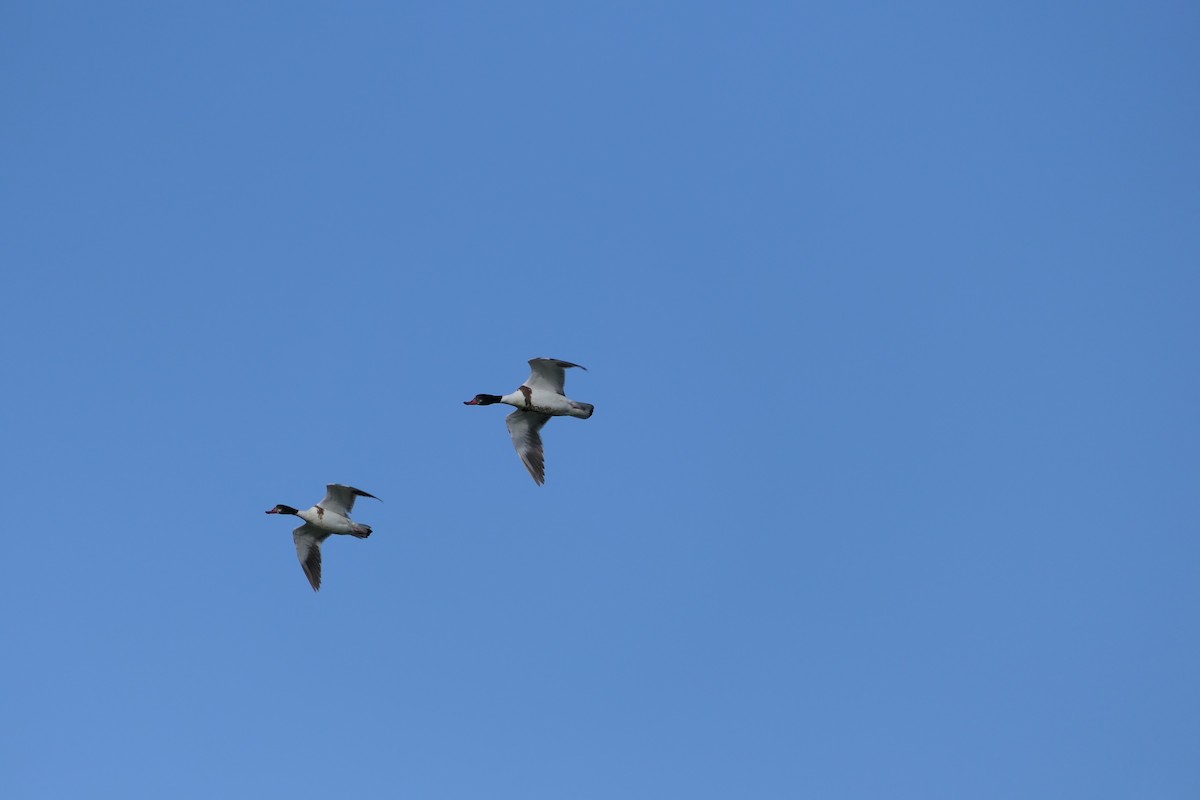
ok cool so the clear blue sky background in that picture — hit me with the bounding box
[2,2,1197,797]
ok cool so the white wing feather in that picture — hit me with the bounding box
[293,523,332,591]
[524,358,586,395]
[506,409,552,485]
[320,484,379,516]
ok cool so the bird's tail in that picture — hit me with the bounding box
[351,523,372,538]
[571,401,595,419]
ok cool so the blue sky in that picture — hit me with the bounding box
[2,2,1197,797]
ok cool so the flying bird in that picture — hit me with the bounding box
[464,357,594,485]
[266,483,381,591]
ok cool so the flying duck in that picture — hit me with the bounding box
[464,357,594,485]
[266,483,381,591]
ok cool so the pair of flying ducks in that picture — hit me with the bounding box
[266,358,592,591]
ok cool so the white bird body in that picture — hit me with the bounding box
[497,387,593,418]
[266,483,380,591]
[464,358,594,485]
[295,504,367,536]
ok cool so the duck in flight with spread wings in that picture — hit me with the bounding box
[266,483,381,591]
[464,357,594,485]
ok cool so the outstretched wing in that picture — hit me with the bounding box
[321,484,380,517]
[293,523,332,592]
[524,358,586,395]
[506,409,552,485]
